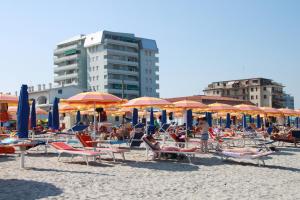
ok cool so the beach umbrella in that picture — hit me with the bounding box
[149,107,154,126]
[226,113,231,128]
[208,103,240,113]
[161,110,167,125]
[260,107,283,117]
[287,116,291,126]
[132,108,138,126]
[172,100,208,111]
[219,117,222,127]
[59,104,77,113]
[122,97,172,109]
[256,115,261,128]
[52,97,60,130]
[296,117,299,128]
[0,93,18,105]
[17,85,30,138]
[47,111,52,128]
[249,115,253,124]
[242,114,247,129]
[76,110,81,124]
[8,106,47,115]
[206,112,212,127]
[278,108,299,117]
[30,99,37,129]
[234,104,263,115]
[186,109,193,130]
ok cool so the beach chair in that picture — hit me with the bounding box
[0,145,15,154]
[50,142,103,166]
[128,123,145,147]
[142,136,197,164]
[76,134,129,161]
[217,148,273,167]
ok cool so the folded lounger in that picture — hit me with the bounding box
[217,148,273,166]
[51,142,103,166]
[142,136,197,164]
[76,134,129,161]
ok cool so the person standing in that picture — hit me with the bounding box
[199,117,209,153]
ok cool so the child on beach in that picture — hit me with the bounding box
[199,117,209,153]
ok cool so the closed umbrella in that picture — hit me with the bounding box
[206,112,212,127]
[17,85,30,138]
[148,107,155,135]
[186,109,193,130]
[242,114,247,129]
[219,117,222,127]
[52,97,60,130]
[132,108,138,126]
[47,111,52,129]
[287,116,291,126]
[76,110,81,124]
[161,110,167,125]
[226,113,231,128]
[296,117,299,128]
[30,99,37,129]
[256,115,261,128]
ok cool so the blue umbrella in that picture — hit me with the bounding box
[47,111,52,129]
[287,116,291,126]
[219,117,222,127]
[161,110,167,125]
[206,112,212,127]
[149,107,154,126]
[243,114,247,129]
[256,115,261,128]
[186,109,193,130]
[17,85,30,138]
[132,108,138,126]
[296,117,299,128]
[76,110,81,124]
[226,113,231,128]
[52,97,60,130]
[249,115,254,123]
[30,99,37,129]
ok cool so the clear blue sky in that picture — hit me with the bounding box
[0,0,299,107]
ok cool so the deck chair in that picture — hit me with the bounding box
[142,136,197,164]
[50,142,103,166]
[128,123,145,147]
[76,134,128,161]
[217,147,273,167]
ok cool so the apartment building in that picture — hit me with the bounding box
[283,93,294,109]
[203,78,285,108]
[53,31,159,99]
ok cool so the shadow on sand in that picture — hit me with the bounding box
[0,155,16,163]
[28,167,115,176]
[0,179,62,200]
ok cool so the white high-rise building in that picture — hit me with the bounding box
[53,30,159,99]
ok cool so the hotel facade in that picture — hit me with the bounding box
[53,30,159,99]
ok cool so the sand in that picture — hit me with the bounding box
[0,145,300,200]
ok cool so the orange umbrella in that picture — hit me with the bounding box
[208,103,240,113]
[122,97,172,109]
[234,104,264,115]
[8,106,47,115]
[59,104,77,113]
[278,108,299,117]
[259,107,283,116]
[0,93,18,105]
[173,100,208,111]
[62,92,124,106]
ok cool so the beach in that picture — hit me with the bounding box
[1,145,300,200]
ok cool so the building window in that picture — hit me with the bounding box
[216,91,219,95]
[96,56,98,61]
[242,89,245,94]
[263,87,267,91]
[227,90,230,95]
[96,66,99,70]
[251,95,254,100]
[104,75,107,79]
[57,89,62,94]
[256,95,258,99]
[96,76,99,80]
[217,82,220,86]
[264,95,267,99]
[251,88,254,92]
[256,87,258,91]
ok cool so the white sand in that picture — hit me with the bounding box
[1,145,300,200]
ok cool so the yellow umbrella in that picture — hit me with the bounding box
[59,104,78,113]
[234,104,264,115]
[0,93,18,105]
[122,97,172,109]
[259,107,283,116]
[8,106,47,115]
[172,100,208,111]
[208,103,240,113]
[278,108,299,117]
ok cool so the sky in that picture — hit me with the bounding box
[0,0,299,107]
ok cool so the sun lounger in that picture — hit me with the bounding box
[76,134,129,161]
[217,148,273,166]
[50,142,103,166]
[142,136,197,164]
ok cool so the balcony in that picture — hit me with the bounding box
[106,48,139,57]
[106,58,138,67]
[54,44,79,55]
[106,79,139,86]
[107,89,139,95]
[106,69,139,76]
[54,54,79,64]
[54,73,78,82]
[54,64,79,73]
[155,75,159,80]
[104,39,138,48]
[155,65,159,72]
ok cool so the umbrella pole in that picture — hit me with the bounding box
[93,103,96,139]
